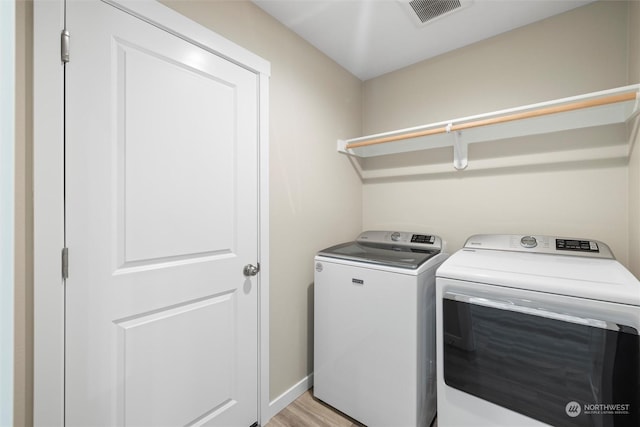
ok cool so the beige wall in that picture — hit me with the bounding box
[15,1,33,426]
[362,1,633,268]
[629,0,640,278]
[363,1,629,134]
[160,1,363,400]
[631,126,640,278]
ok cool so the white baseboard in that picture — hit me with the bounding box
[266,373,313,422]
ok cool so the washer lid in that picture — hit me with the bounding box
[318,241,441,269]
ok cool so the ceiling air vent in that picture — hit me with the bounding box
[400,0,472,25]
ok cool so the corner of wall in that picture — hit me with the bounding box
[14,0,34,426]
[628,0,640,279]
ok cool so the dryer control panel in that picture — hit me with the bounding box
[555,238,600,253]
[464,234,614,259]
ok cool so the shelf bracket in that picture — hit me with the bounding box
[447,123,467,170]
[337,139,355,156]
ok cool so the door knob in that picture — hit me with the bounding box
[243,263,260,277]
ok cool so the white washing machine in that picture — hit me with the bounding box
[314,230,449,427]
[436,234,640,427]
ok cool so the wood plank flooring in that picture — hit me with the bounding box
[266,389,364,427]
[265,389,438,427]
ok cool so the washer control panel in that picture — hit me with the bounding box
[464,234,614,259]
[411,234,435,244]
[357,230,441,250]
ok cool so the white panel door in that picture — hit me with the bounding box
[65,1,259,425]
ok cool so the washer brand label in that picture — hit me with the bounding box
[315,263,323,273]
[352,278,364,285]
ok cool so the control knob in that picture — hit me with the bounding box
[391,232,401,242]
[520,236,537,248]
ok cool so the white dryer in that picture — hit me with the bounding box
[314,230,448,427]
[436,234,640,427]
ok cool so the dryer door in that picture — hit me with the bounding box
[439,279,639,427]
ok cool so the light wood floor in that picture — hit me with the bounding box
[265,390,364,427]
[265,389,438,427]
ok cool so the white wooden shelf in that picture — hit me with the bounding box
[338,84,640,170]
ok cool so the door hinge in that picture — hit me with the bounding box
[61,29,70,63]
[62,247,69,280]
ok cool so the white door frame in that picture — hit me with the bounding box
[33,1,270,425]
[1,1,15,426]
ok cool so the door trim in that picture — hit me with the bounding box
[33,1,271,424]
[1,1,16,425]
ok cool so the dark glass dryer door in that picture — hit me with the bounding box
[443,291,640,427]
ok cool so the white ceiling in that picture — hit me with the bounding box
[252,0,596,80]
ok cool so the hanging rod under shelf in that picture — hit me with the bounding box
[346,90,639,150]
